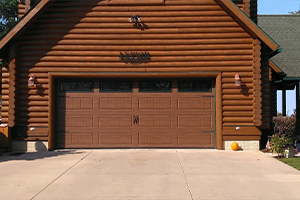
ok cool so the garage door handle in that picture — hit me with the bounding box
[133,115,139,125]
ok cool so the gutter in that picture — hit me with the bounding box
[269,47,283,58]
[283,77,300,81]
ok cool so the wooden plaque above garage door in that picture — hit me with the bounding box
[56,79,215,148]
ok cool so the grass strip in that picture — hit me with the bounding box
[280,157,300,171]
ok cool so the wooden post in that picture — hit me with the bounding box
[8,43,17,127]
[296,82,299,137]
[48,74,55,150]
[282,86,286,116]
[216,73,223,150]
[0,125,10,150]
[296,82,299,115]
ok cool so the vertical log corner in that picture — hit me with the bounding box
[7,44,17,128]
[253,39,262,126]
[243,0,251,17]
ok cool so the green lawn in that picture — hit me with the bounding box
[280,157,300,171]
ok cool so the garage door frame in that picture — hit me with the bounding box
[48,72,223,150]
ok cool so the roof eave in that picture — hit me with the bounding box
[269,60,285,74]
[0,0,53,51]
[215,0,279,51]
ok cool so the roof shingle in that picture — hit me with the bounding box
[258,15,300,78]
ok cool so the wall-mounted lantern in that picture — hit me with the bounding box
[28,74,36,87]
[128,14,141,23]
[235,73,242,87]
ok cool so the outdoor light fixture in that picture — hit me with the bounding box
[235,73,242,87]
[128,14,141,23]
[28,74,36,87]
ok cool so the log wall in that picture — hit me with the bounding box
[260,43,272,129]
[18,0,40,19]
[9,0,263,141]
[253,39,262,127]
[18,0,256,19]
[18,1,26,19]
[271,71,277,117]
[1,66,9,125]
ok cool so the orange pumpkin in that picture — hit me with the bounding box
[231,142,239,151]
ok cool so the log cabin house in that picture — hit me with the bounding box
[0,0,283,151]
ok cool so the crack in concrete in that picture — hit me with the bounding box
[176,150,194,200]
[30,150,94,200]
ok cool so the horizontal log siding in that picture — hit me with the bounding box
[18,1,26,19]
[17,0,249,19]
[18,0,40,19]
[14,0,255,140]
[271,71,277,117]
[1,67,9,124]
[260,43,272,129]
[232,0,245,13]
[234,0,258,23]
[253,39,262,127]
[243,0,250,17]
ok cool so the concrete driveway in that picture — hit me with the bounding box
[0,149,300,200]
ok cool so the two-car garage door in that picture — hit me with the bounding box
[56,79,215,148]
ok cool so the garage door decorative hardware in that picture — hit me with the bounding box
[133,115,139,125]
[120,52,151,63]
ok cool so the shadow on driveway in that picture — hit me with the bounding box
[0,149,84,163]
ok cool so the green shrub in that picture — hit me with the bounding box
[273,116,298,141]
[270,134,292,156]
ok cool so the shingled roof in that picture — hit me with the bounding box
[258,15,300,78]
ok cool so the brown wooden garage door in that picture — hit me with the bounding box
[56,79,215,148]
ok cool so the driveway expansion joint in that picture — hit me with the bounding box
[176,150,194,200]
[30,150,94,200]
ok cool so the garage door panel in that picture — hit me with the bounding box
[57,116,93,128]
[178,132,215,146]
[66,116,93,127]
[99,97,132,110]
[178,97,213,110]
[138,97,172,110]
[99,132,133,145]
[98,116,133,127]
[138,132,173,145]
[57,97,93,110]
[138,115,172,127]
[56,132,94,148]
[69,132,94,145]
[178,115,213,128]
